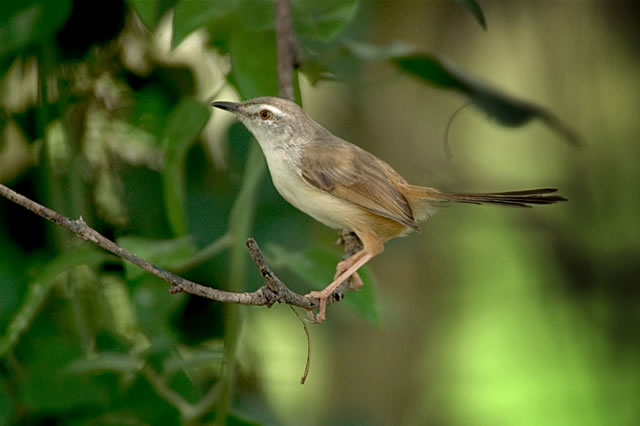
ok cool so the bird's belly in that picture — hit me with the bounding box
[268,162,360,230]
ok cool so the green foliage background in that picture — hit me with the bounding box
[1,0,638,425]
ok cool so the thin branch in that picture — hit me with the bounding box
[289,306,311,384]
[141,365,195,420]
[275,0,296,101]
[0,183,324,310]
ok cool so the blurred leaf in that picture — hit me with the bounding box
[116,235,198,280]
[19,334,110,411]
[455,0,487,30]
[0,0,72,59]
[0,246,109,356]
[228,144,266,291]
[229,28,279,99]
[127,85,174,140]
[236,0,275,32]
[228,412,263,426]
[172,0,234,49]
[345,40,580,146]
[173,0,358,51]
[163,341,225,374]
[127,0,177,30]
[0,235,26,327]
[292,0,359,41]
[218,138,267,420]
[67,352,144,374]
[0,377,14,425]
[342,39,416,61]
[163,98,210,236]
[266,244,380,324]
[129,274,186,349]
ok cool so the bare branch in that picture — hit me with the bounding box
[275,0,296,101]
[0,183,324,310]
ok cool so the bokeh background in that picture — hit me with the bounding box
[1,1,639,425]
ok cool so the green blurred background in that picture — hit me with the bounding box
[1,0,638,425]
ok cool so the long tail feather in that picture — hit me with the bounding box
[438,188,567,207]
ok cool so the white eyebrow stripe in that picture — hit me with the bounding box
[263,105,283,115]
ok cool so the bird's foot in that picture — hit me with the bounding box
[334,259,363,291]
[304,290,330,323]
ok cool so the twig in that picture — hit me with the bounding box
[245,238,346,308]
[275,0,296,101]
[0,183,328,310]
[141,364,195,420]
[289,306,311,384]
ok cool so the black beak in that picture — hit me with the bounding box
[211,101,241,113]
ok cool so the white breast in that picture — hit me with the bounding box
[263,148,362,231]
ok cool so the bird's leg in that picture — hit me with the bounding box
[334,257,363,290]
[306,250,373,322]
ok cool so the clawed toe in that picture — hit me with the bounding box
[305,291,329,323]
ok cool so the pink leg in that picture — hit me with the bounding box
[306,250,373,322]
[334,258,363,290]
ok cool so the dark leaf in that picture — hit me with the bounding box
[0,0,72,59]
[18,334,110,411]
[292,0,360,41]
[455,0,487,30]
[345,40,580,146]
[228,28,279,99]
[172,0,234,48]
[235,0,275,32]
[0,247,110,356]
[127,0,178,30]
[162,98,211,236]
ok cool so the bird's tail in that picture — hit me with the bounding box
[407,186,567,208]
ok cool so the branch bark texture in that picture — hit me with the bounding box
[0,183,339,310]
[275,0,296,101]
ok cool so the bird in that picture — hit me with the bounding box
[212,96,566,322]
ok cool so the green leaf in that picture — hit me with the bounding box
[345,40,580,146]
[218,130,267,421]
[163,341,224,374]
[18,335,109,411]
[67,352,144,374]
[0,0,72,59]
[229,28,279,99]
[0,246,110,356]
[126,0,177,30]
[455,0,487,30]
[235,0,275,32]
[172,0,234,49]
[228,412,263,426]
[116,235,198,280]
[292,0,360,41]
[0,377,14,425]
[228,143,266,293]
[162,98,210,236]
[394,54,579,142]
[266,244,380,324]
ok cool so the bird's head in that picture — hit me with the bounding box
[212,96,313,148]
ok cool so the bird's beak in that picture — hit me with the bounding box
[211,101,242,114]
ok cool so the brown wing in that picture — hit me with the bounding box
[299,141,419,230]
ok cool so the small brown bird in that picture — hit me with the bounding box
[212,97,566,322]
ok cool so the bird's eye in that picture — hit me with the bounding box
[259,110,272,120]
